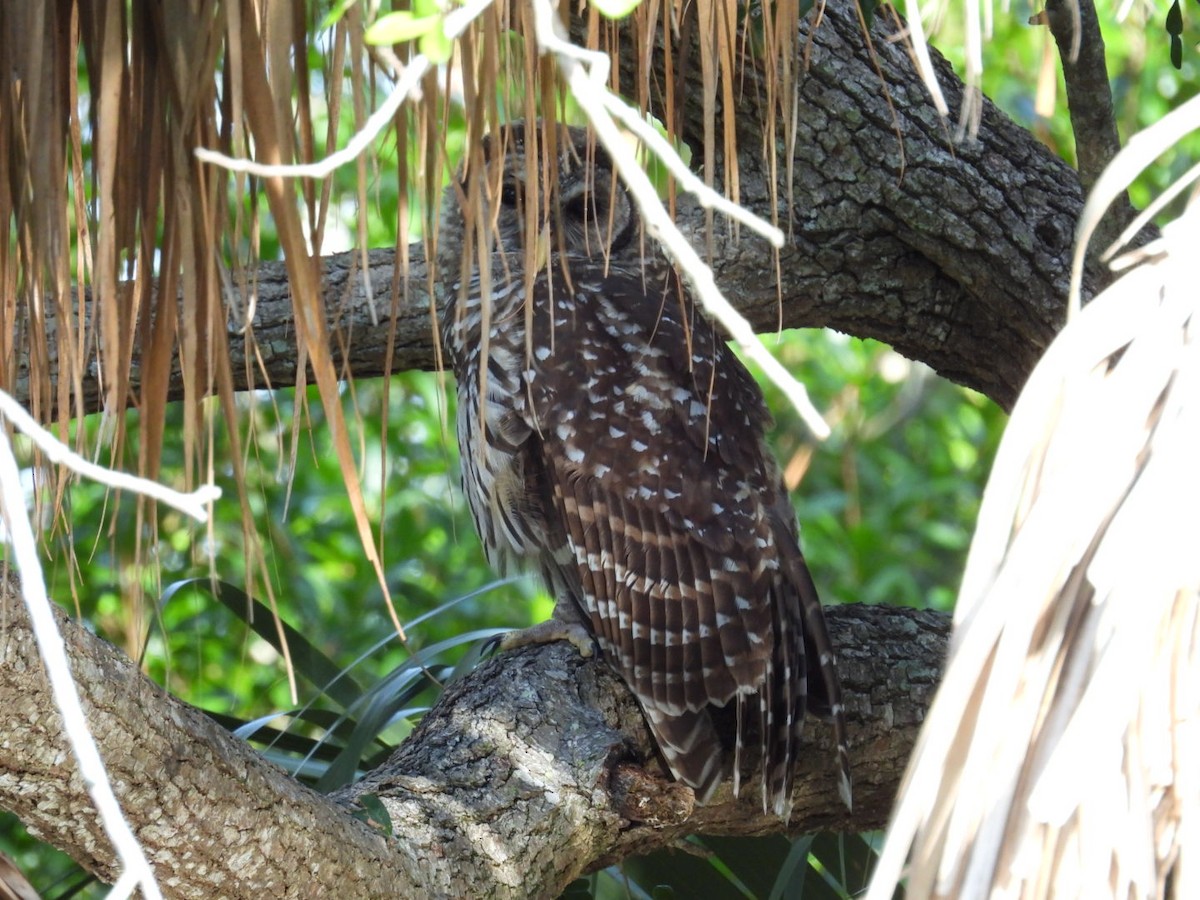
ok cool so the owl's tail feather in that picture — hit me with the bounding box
[771,511,854,814]
[641,705,727,804]
[643,551,851,815]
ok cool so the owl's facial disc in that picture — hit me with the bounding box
[449,122,640,271]
[487,170,634,261]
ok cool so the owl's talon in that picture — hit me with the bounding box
[493,619,597,659]
[480,632,506,657]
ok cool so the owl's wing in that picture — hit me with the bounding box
[519,265,846,815]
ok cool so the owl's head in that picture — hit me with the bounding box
[437,121,638,287]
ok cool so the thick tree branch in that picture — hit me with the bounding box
[628,3,1093,408]
[0,573,947,898]
[11,2,1099,419]
[0,575,408,895]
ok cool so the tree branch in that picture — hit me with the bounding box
[0,573,947,898]
[623,2,1094,408]
[1044,0,1124,195]
[1042,0,1141,263]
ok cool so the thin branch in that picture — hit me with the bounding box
[600,96,786,246]
[192,0,498,180]
[1044,0,1116,197]
[1043,0,1142,276]
[195,56,426,179]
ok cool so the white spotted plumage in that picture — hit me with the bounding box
[438,121,851,817]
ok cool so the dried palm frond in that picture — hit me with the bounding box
[2,1,796,613]
[867,102,1200,897]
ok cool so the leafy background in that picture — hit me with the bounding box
[2,2,1194,896]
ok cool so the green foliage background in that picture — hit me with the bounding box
[3,3,1192,896]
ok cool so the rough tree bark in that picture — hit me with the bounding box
[0,0,1123,896]
[0,575,947,898]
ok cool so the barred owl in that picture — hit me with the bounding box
[438,121,850,817]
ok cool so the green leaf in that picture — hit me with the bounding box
[858,0,879,30]
[616,839,753,899]
[1167,0,1184,36]
[420,27,454,64]
[1171,34,1183,69]
[701,835,794,898]
[592,0,643,19]
[769,835,816,900]
[412,0,443,17]
[160,578,367,708]
[352,793,394,835]
[558,878,595,899]
[365,11,440,45]
[320,0,360,31]
[808,832,882,898]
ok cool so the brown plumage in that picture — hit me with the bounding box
[868,227,1199,897]
[437,121,851,816]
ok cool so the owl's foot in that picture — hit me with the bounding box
[491,619,597,658]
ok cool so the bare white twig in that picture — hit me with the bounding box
[193,0,497,180]
[195,57,430,179]
[1101,161,1200,267]
[903,0,949,116]
[0,392,221,521]
[0,417,184,900]
[531,0,830,439]
[600,96,784,247]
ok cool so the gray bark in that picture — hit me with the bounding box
[0,575,947,898]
